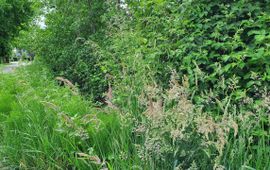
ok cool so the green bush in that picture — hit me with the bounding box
[28,1,270,102]
[31,0,109,101]
[122,0,270,101]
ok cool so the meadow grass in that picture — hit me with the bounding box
[0,62,269,169]
[0,63,141,169]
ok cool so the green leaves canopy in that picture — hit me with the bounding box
[0,0,33,63]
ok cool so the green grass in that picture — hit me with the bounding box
[0,62,141,169]
[0,62,269,169]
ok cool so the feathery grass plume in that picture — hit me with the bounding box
[76,152,102,165]
[56,112,90,140]
[136,71,207,168]
[40,101,59,111]
[104,81,118,110]
[196,114,238,154]
[135,70,250,169]
[56,77,79,95]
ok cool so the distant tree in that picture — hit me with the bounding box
[0,0,33,63]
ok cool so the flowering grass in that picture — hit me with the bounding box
[0,62,269,169]
[0,63,137,169]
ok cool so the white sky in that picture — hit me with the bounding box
[36,15,46,29]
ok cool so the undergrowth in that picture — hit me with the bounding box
[1,62,269,169]
[0,63,137,169]
[5,0,269,169]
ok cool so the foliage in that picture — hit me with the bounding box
[5,0,270,169]
[0,0,33,63]
[29,0,110,101]
[122,0,270,103]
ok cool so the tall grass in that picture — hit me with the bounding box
[0,62,269,169]
[0,63,139,169]
[112,68,270,169]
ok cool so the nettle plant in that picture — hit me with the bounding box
[126,0,270,102]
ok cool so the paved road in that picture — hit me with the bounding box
[1,62,29,73]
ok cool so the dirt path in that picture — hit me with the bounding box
[1,62,29,73]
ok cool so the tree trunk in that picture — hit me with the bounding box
[2,55,10,63]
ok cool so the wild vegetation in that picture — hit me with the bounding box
[0,0,33,63]
[0,0,269,169]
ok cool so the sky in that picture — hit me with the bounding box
[36,15,46,29]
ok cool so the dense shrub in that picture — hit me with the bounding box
[31,0,109,101]
[122,0,270,102]
[25,0,270,103]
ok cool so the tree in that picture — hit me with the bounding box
[0,0,33,63]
